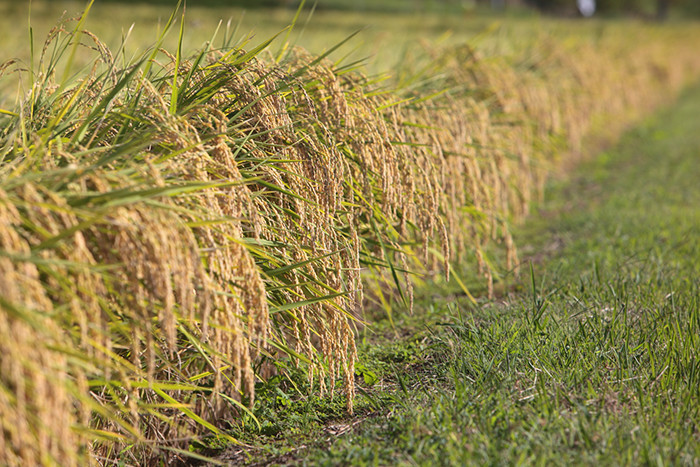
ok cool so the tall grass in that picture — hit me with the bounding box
[1,4,699,464]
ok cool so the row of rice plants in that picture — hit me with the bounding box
[1,4,699,464]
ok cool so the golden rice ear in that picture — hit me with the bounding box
[0,190,85,466]
[0,312,85,467]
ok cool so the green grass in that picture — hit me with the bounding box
[222,83,700,465]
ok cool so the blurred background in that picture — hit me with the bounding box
[1,0,698,59]
[0,0,698,101]
[9,0,697,16]
[10,0,697,16]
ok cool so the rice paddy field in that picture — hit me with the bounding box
[1,0,699,465]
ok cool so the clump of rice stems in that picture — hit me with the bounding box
[0,10,366,464]
[1,6,700,465]
[387,27,700,296]
[0,190,88,466]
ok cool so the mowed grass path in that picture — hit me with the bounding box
[229,84,700,465]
